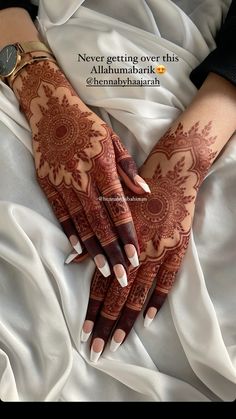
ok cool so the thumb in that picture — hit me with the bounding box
[112,133,151,194]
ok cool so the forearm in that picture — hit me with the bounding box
[176,72,236,155]
[0,8,90,123]
[0,8,39,49]
[142,73,236,192]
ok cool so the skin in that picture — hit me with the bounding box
[0,8,150,286]
[1,8,236,362]
[82,72,236,360]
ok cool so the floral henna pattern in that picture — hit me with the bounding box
[127,121,218,264]
[86,121,219,339]
[17,61,75,120]
[149,121,217,189]
[129,156,194,260]
[33,84,103,187]
[14,60,138,256]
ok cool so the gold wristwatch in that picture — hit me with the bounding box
[0,41,56,87]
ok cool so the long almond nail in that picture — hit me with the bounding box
[90,338,104,362]
[124,244,139,268]
[69,235,83,254]
[144,307,157,328]
[81,320,94,342]
[94,254,111,277]
[113,264,128,287]
[134,175,151,193]
[65,251,78,264]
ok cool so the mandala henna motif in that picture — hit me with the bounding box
[32,84,103,186]
[129,157,194,259]
[86,121,219,340]
[36,94,100,167]
[13,60,137,258]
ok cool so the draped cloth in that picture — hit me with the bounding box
[0,0,235,401]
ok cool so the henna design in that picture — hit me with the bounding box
[14,60,138,258]
[17,61,75,120]
[33,84,103,186]
[149,121,217,189]
[90,269,111,302]
[128,156,193,260]
[86,121,219,342]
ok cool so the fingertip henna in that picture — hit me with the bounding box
[94,121,218,340]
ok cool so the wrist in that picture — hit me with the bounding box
[0,8,40,49]
[9,50,56,89]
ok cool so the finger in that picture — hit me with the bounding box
[61,187,111,277]
[37,177,84,255]
[72,206,111,277]
[81,269,111,343]
[97,178,140,268]
[89,267,138,362]
[64,248,89,264]
[109,262,160,352]
[112,132,150,194]
[78,188,130,287]
[143,252,182,327]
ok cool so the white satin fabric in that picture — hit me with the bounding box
[0,0,235,401]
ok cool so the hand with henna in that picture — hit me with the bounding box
[12,59,151,287]
[79,73,236,361]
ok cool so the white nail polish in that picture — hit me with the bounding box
[128,251,139,268]
[97,261,111,278]
[144,314,154,328]
[117,271,128,288]
[73,241,82,254]
[137,181,151,193]
[69,235,83,254]
[90,349,102,362]
[81,329,92,343]
[110,337,122,352]
[65,251,78,264]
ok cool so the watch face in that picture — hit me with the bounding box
[0,45,18,77]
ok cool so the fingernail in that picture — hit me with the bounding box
[94,254,111,277]
[144,315,153,328]
[134,175,151,193]
[113,264,128,287]
[144,307,157,328]
[65,251,78,264]
[81,329,92,342]
[69,235,83,254]
[124,244,139,268]
[90,338,104,362]
[110,329,126,352]
[81,320,94,342]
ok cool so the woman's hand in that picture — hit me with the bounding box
[80,72,236,361]
[81,120,217,360]
[13,60,150,286]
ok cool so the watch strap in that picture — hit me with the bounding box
[16,41,52,55]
